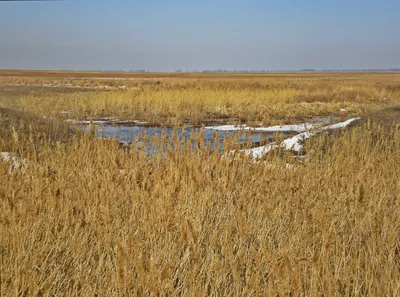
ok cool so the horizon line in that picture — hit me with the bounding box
[1,68,400,74]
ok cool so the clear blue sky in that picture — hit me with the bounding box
[0,0,399,71]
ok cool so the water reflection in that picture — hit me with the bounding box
[80,124,277,153]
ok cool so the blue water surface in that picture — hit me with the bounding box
[80,124,276,153]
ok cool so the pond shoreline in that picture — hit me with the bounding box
[64,113,343,130]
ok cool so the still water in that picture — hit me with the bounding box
[80,124,277,153]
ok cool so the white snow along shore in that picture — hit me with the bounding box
[241,117,361,159]
[1,152,27,172]
[205,123,317,133]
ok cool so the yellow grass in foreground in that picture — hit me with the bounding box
[1,123,399,296]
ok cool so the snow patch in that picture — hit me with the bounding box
[66,119,148,126]
[241,117,361,159]
[241,143,278,159]
[205,124,247,131]
[281,132,313,152]
[1,152,27,172]
[205,123,317,133]
[321,117,360,130]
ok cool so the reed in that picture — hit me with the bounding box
[1,72,399,296]
[1,72,399,125]
[1,121,399,296]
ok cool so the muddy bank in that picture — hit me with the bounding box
[361,106,400,124]
[0,85,102,97]
[349,106,400,131]
[66,113,343,130]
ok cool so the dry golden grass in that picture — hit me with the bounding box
[1,71,400,296]
[1,72,399,126]
[1,121,399,296]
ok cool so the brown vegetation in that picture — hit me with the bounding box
[1,121,399,296]
[1,72,399,296]
[1,71,399,126]
[0,107,81,153]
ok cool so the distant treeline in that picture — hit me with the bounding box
[83,68,400,73]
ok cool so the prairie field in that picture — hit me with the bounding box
[1,71,400,296]
[1,71,400,125]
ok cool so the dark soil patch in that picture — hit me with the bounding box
[0,85,101,97]
[350,106,400,131]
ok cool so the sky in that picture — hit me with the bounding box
[0,0,399,71]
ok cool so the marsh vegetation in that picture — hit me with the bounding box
[1,71,399,296]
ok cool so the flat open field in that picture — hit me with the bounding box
[1,71,399,296]
[1,70,400,125]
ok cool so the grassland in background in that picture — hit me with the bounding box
[1,71,400,296]
[1,71,400,125]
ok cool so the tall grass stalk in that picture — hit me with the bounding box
[1,123,399,296]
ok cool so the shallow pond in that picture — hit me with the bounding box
[79,123,280,153]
